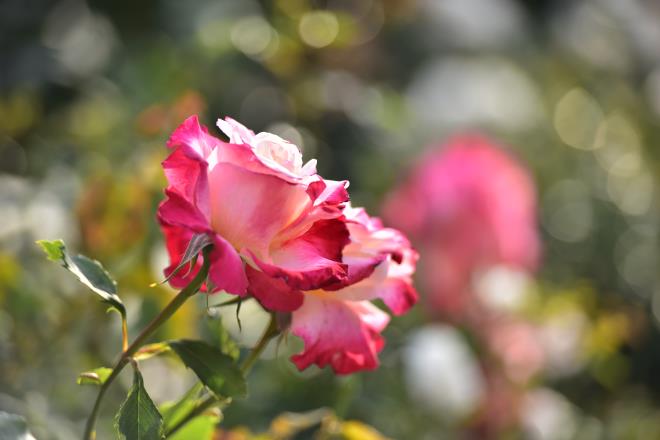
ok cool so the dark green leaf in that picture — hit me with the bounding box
[36,239,125,317]
[115,369,164,440]
[169,340,246,398]
[0,412,34,440]
[77,367,113,386]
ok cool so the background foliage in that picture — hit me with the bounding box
[2,0,660,438]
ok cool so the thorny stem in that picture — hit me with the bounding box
[164,314,280,437]
[82,251,211,440]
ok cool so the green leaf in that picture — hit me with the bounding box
[160,384,224,436]
[206,317,240,361]
[0,412,34,440]
[160,388,199,433]
[36,239,125,317]
[115,369,164,440]
[168,340,246,398]
[77,367,113,386]
[160,396,201,432]
[37,239,65,261]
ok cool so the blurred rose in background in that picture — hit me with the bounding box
[388,135,546,435]
[384,135,540,320]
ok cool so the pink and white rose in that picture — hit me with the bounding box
[159,116,418,374]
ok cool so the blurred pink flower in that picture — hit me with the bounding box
[383,134,540,318]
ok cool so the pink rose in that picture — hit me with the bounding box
[383,134,540,318]
[159,116,418,375]
[289,205,419,374]
[158,116,350,305]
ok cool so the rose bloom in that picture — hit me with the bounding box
[289,205,418,374]
[383,134,539,319]
[159,116,417,374]
[159,116,349,300]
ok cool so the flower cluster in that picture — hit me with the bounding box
[158,116,417,374]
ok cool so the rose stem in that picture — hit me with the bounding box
[82,251,212,440]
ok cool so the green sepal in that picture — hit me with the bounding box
[154,233,213,285]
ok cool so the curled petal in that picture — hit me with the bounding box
[162,145,210,202]
[252,219,350,291]
[158,189,210,232]
[322,253,386,291]
[160,142,212,227]
[306,179,350,206]
[380,248,419,315]
[216,116,256,145]
[330,255,418,316]
[245,265,304,312]
[167,115,221,159]
[291,295,390,374]
[325,206,419,315]
[375,278,419,315]
[274,179,349,247]
[207,234,249,296]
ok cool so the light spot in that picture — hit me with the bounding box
[231,16,275,57]
[554,88,603,150]
[594,114,642,175]
[299,11,339,48]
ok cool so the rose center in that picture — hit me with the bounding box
[253,136,303,174]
